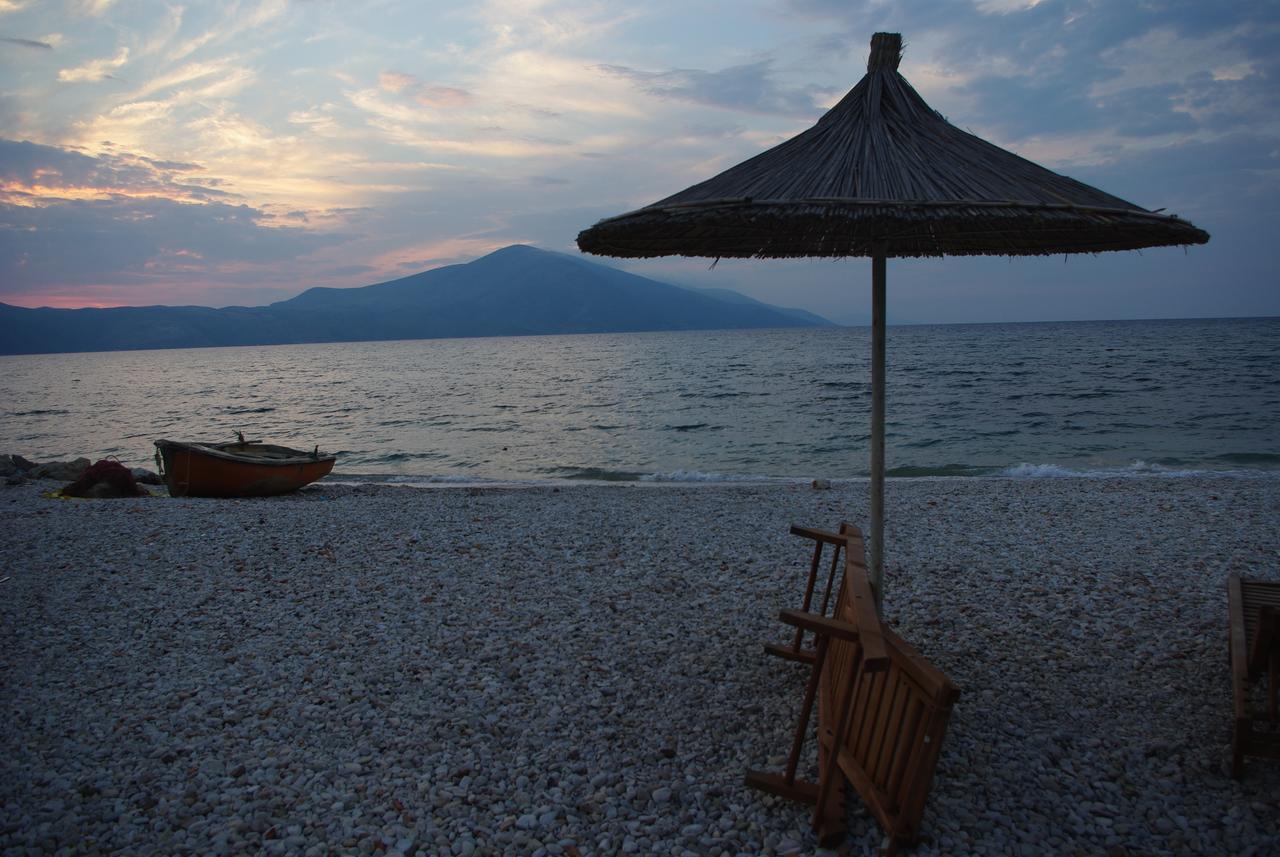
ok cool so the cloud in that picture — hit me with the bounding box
[132,58,234,98]
[378,71,415,93]
[77,0,117,16]
[414,85,471,108]
[471,0,638,51]
[762,1,1272,168]
[0,195,343,296]
[58,46,128,82]
[164,0,285,62]
[0,138,226,203]
[67,63,259,166]
[372,236,521,273]
[0,36,51,49]
[597,59,823,117]
[974,0,1045,14]
[1070,134,1280,219]
[0,138,350,303]
[378,70,472,108]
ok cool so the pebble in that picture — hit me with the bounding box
[0,477,1277,855]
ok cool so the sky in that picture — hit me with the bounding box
[0,0,1277,324]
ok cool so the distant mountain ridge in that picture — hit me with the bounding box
[0,245,833,355]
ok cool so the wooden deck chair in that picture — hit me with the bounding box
[1228,574,1280,778]
[749,526,958,853]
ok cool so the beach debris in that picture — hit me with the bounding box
[58,458,150,498]
[811,478,832,490]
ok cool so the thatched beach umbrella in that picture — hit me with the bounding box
[577,32,1208,606]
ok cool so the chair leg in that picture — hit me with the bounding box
[745,637,830,800]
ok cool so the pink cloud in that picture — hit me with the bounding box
[379,69,471,108]
[378,71,416,93]
[414,85,471,108]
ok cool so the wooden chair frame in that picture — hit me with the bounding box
[750,526,959,853]
[1228,573,1280,777]
[764,522,858,664]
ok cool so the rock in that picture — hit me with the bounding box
[811,478,832,490]
[29,457,91,481]
[132,468,165,485]
[0,455,30,477]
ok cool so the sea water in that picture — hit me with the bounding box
[1,318,1276,483]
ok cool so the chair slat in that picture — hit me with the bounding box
[885,696,926,807]
[865,669,906,785]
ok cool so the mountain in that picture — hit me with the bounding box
[681,285,832,327]
[0,245,835,355]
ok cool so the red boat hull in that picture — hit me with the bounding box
[155,440,335,498]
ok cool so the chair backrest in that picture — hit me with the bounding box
[821,538,960,842]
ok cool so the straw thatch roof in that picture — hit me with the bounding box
[577,33,1209,260]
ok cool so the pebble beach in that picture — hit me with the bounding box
[2,475,1278,856]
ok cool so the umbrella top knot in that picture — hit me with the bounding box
[867,32,902,72]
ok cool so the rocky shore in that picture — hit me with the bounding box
[2,475,1278,855]
[1,453,163,488]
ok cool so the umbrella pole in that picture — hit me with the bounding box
[869,254,886,612]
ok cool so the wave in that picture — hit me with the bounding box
[222,405,276,414]
[886,464,993,478]
[640,469,784,483]
[545,466,795,483]
[545,466,649,481]
[321,457,1280,488]
[1210,452,1280,465]
[997,460,1223,478]
[886,458,1280,479]
[326,473,511,487]
[335,467,796,486]
[364,451,448,462]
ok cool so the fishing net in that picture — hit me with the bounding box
[59,458,150,498]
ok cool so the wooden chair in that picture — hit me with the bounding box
[749,526,959,853]
[764,522,858,664]
[1229,574,1280,777]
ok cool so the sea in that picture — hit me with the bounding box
[1,317,1277,485]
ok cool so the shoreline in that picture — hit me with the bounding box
[3,476,1278,854]
[321,468,1280,493]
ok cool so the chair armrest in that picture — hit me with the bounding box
[778,609,889,671]
[779,608,861,641]
[790,524,849,546]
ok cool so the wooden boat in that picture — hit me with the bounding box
[154,437,335,498]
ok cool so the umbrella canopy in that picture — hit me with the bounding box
[577,32,1209,607]
[579,33,1208,259]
